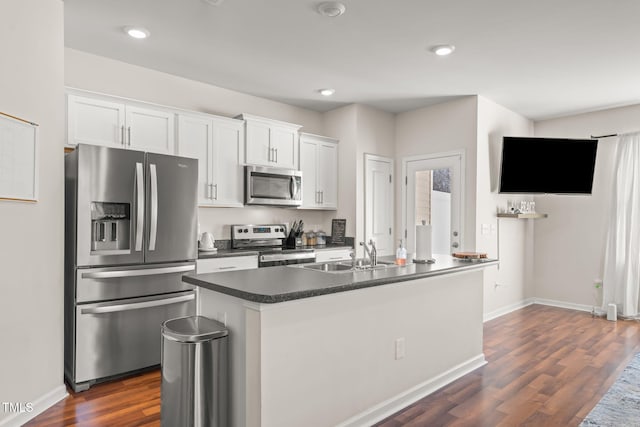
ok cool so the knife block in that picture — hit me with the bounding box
[285,235,302,249]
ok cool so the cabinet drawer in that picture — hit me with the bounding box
[196,256,258,273]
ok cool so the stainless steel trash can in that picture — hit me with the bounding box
[161,315,228,427]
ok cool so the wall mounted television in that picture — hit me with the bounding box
[499,136,598,194]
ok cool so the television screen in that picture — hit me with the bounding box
[499,137,598,194]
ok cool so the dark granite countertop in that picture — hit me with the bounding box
[184,254,498,304]
[197,249,259,259]
[197,243,353,259]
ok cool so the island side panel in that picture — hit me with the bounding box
[197,290,251,427]
[258,269,484,427]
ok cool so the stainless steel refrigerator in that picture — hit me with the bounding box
[64,144,198,392]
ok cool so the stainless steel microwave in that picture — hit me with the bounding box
[245,165,302,207]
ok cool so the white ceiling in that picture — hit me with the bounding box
[64,0,640,121]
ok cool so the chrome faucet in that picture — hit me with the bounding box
[360,240,377,266]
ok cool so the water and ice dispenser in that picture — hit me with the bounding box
[90,202,131,253]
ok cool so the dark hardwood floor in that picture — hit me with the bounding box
[26,305,640,426]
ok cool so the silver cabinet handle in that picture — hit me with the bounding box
[208,183,213,200]
[275,148,278,163]
[149,163,158,251]
[127,126,132,146]
[80,293,195,315]
[135,162,144,252]
[81,264,195,279]
[452,242,459,248]
[121,125,125,146]
[316,191,320,204]
[217,266,236,270]
[213,184,218,200]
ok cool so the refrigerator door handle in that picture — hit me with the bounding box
[135,162,144,252]
[80,292,195,315]
[149,163,158,251]
[81,264,195,279]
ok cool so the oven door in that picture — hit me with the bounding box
[245,165,302,206]
[74,290,195,384]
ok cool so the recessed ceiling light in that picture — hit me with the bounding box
[124,26,150,39]
[317,2,346,18]
[431,45,455,56]
[202,0,225,5]
[319,88,335,97]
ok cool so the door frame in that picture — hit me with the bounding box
[364,153,394,256]
[401,150,465,254]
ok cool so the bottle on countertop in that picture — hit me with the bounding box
[396,239,407,266]
[316,230,327,246]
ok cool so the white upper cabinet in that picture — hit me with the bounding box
[237,114,301,170]
[299,133,338,210]
[67,92,175,155]
[177,113,244,207]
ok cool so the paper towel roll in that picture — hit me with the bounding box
[415,224,433,262]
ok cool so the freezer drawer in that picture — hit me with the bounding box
[76,262,195,303]
[74,291,196,384]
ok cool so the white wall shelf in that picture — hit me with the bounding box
[497,213,548,219]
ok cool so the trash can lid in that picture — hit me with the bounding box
[162,315,228,343]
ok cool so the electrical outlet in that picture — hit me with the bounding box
[395,338,405,360]
[594,278,603,289]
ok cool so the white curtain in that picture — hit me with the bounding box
[603,132,640,317]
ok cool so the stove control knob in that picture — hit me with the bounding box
[237,229,243,233]
[244,228,249,233]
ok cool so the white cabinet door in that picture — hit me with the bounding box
[126,106,175,155]
[67,95,125,147]
[270,126,298,169]
[317,143,338,209]
[245,121,271,166]
[212,118,244,206]
[196,255,258,273]
[177,115,214,205]
[299,139,319,208]
[299,133,338,210]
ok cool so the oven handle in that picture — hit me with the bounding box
[80,293,195,315]
[260,252,315,262]
[81,265,195,279]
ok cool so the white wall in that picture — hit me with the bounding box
[476,96,534,317]
[321,104,395,256]
[0,1,66,425]
[65,48,337,240]
[532,105,636,307]
[395,96,479,252]
[322,105,358,240]
[355,105,396,253]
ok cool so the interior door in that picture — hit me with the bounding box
[145,153,198,264]
[365,154,394,256]
[404,152,463,256]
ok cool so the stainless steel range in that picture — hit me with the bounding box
[231,224,315,267]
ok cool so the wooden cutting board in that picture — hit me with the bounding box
[452,251,488,259]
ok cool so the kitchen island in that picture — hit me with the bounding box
[183,254,497,427]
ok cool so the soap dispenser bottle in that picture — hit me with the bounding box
[396,240,407,266]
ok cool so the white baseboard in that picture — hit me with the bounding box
[483,297,596,323]
[336,354,487,427]
[0,385,67,427]
[532,298,594,313]
[483,298,536,322]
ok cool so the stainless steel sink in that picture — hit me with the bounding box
[304,263,354,272]
[300,259,401,273]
